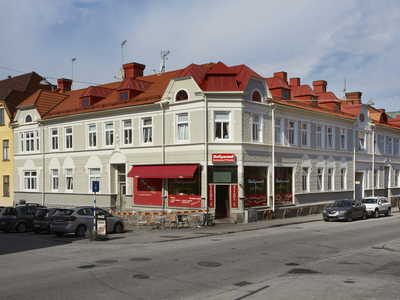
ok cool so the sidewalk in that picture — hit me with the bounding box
[79,207,400,251]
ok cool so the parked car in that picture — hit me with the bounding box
[323,199,366,222]
[360,196,391,218]
[32,207,59,234]
[0,205,44,232]
[50,206,125,237]
[0,207,4,214]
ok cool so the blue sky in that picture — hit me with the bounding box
[1,0,399,112]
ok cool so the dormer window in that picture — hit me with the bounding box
[176,90,188,101]
[25,115,32,123]
[282,89,290,100]
[81,98,89,108]
[252,91,261,102]
[119,91,128,101]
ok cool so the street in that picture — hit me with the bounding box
[1,215,400,300]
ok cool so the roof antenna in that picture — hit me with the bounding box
[160,50,170,73]
[121,40,127,65]
[340,79,346,100]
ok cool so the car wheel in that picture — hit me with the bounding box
[347,213,352,222]
[16,223,27,233]
[362,211,367,220]
[374,209,379,218]
[75,225,86,237]
[113,222,123,233]
[386,208,391,216]
[55,232,64,237]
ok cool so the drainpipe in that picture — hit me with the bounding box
[371,124,375,197]
[39,122,45,206]
[270,102,276,212]
[353,121,357,199]
[204,94,208,212]
[159,100,169,212]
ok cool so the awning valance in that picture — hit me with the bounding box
[127,164,199,179]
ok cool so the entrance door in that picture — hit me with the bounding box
[215,185,229,219]
[355,172,363,199]
[119,183,126,208]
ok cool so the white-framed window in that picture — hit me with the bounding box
[396,138,400,156]
[122,120,132,146]
[316,125,324,149]
[388,137,393,155]
[89,168,101,192]
[395,170,400,187]
[104,122,114,147]
[374,135,378,154]
[252,115,261,142]
[317,168,323,191]
[51,169,59,191]
[3,139,9,160]
[36,131,40,151]
[380,136,386,155]
[65,127,73,150]
[288,120,297,146]
[328,168,334,190]
[142,118,153,144]
[66,169,73,192]
[327,127,334,149]
[374,169,378,188]
[51,128,58,150]
[341,168,346,190]
[177,113,189,142]
[23,171,37,190]
[275,119,282,144]
[25,131,35,152]
[215,112,230,140]
[301,122,309,147]
[302,167,309,192]
[88,124,97,148]
[340,128,346,151]
[358,132,366,152]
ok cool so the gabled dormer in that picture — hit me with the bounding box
[290,77,318,107]
[265,72,291,100]
[79,86,113,108]
[116,78,152,102]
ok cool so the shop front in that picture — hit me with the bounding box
[274,167,293,205]
[243,166,269,208]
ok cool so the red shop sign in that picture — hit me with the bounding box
[208,185,215,208]
[231,185,238,209]
[212,153,235,162]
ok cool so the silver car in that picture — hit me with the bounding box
[50,206,124,237]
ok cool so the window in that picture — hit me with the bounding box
[0,108,4,125]
[275,119,282,144]
[66,169,73,192]
[25,115,32,123]
[24,171,37,190]
[327,127,334,149]
[341,168,346,190]
[119,91,128,101]
[328,168,334,190]
[358,132,365,152]
[65,127,73,149]
[142,118,152,144]
[252,115,261,142]
[302,167,309,192]
[374,170,378,188]
[51,128,58,150]
[252,91,261,102]
[176,90,188,101]
[25,132,35,152]
[316,125,324,149]
[301,122,309,147]
[89,169,100,192]
[81,98,89,107]
[374,135,378,154]
[177,114,189,141]
[396,138,400,156]
[317,168,323,191]
[51,169,59,191]
[88,124,97,148]
[288,120,296,146]
[395,170,400,187]
[105,122,114,146]
[380,136,385,155]
[388,137,393,155]
[3,140,9,160]
[3,175,9,196]
[122,120,132,145]
[340,128,346,150]
[215,112,230,140]
[282,89,290,100]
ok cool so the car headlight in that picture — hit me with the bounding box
[323,210,327,214]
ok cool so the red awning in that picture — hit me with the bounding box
[127,164,198,179]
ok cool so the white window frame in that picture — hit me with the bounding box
[395,170,400,187]
[214,112,230,140]
[316,125,324,149]
[25,131,35,153]
[396,138,400,156]
[275,119,282,144]
[388,137,393,155]
[177,113,189,142]
[65,169,73,192]
[381,136,386,155]
[328,168,334,191]
[288,120,297,146]
[89,168,101,193]
[301,122,309,147]
[65,127,73,150]
[341,168,347,190]
[252,114,261,143]
[327,127,334,149]
[51,169,59,192]
[358,132,366,153]
[122,119,132,146]
[340,128,346,151]
[302,167,309,192]
[51,128,58,151]
[23,171,37,191]
[374,169,378,188]
[88,124,97,148]
[142,118,153,144]
[317,168,323,191]
[104,122,114,147]
[3,139,9,160]
[374,135,378,154]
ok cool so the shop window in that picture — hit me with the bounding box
[208,166,238,184]
[275,167,293,205]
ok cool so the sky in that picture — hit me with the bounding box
[1,0,400,112]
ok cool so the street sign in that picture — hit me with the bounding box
[92,181,99,193]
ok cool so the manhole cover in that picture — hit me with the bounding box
[286,263,300,266]
[133,274,149,279]
[288,268,318,274]
[95,260,118,264]
[198,262,221,267]
[130,258,152,262]
[234,281,252,287]
[79,265,96,269]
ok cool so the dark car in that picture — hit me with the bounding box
[323,199,366,222]
[32,207,59,234]
[0,205,44,232]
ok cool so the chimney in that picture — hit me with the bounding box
[379,109,385,113]
[7,75,11,79]
[313,80,327,93]
[123,62,146,78]
[290,77,301,87]
[345,92,362,104]
[274,72,287,83]
[57,78,72,92]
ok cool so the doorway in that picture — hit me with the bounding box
[215,185,229,219]
[355,172,363,199]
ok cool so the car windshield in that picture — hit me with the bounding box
[361,198,377,204]
[53,209,74,216]
[330,200,352,208]
[1,207,16,215]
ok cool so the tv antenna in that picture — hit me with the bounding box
[121,40,127,65]
[340,79,346,93]
[71,58,76,90]
[160,50,170,73]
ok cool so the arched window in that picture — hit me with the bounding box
[176,90,188,102]
[252,91,261,102]
[25,115,32,123]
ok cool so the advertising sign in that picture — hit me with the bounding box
[168,195,201,208]
[133,178,163,206]
[231,185,238,208]
[244,194,269,207]
[208,185,215,208]
[212,153,235,162]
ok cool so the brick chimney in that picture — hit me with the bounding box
[57,78,72,92]
[274,72,287,83]
[123,62,146,78]
[345,92,362,105]
[290,77,300,87]
[313,80,327,93]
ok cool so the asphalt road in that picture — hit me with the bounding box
[1,215,400,300]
